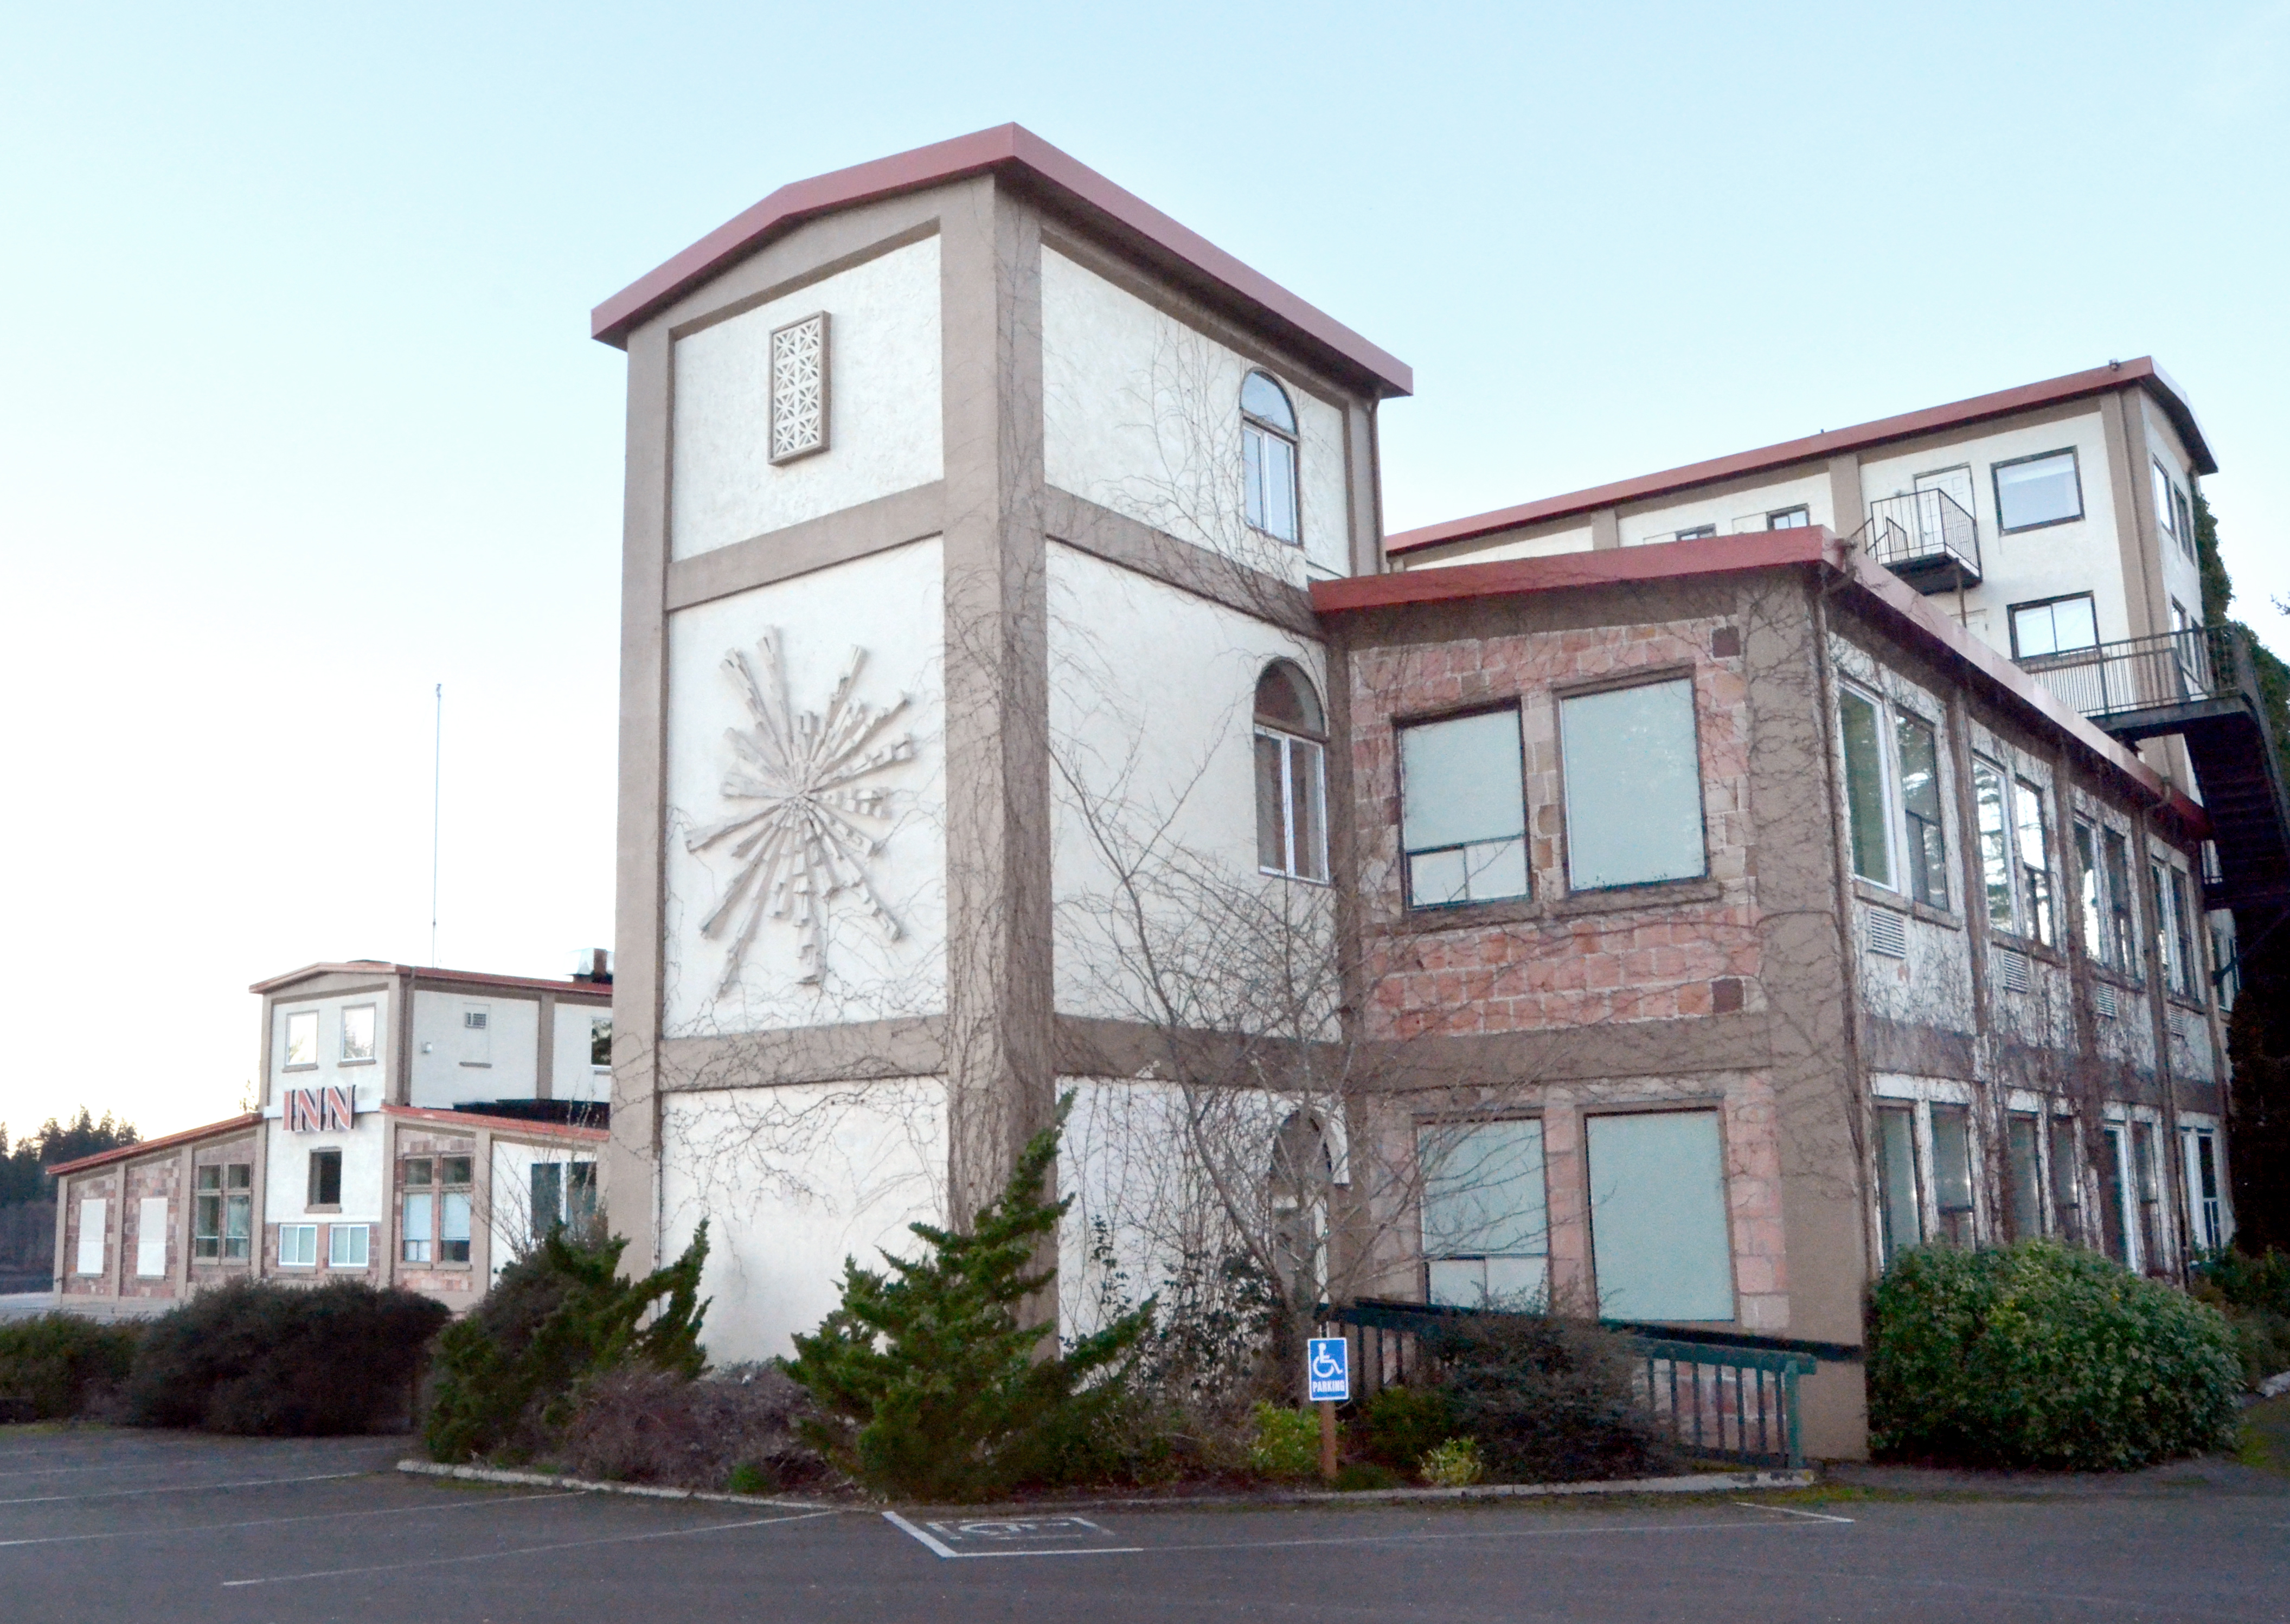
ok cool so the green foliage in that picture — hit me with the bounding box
[0,1314,139,1419]
[786,1094,1152,1500]
[1332,1460,1399,1491]
[424,1223,710,1463]
[128,1280,446,1434]
[2193,488,2234,631]
[2192,1249,2290,1389]
[1248,1402,1321,1481]
[1869,1241,2241,1469]
[1419,1436,1485,1488]
[1359,1381,1457,1471]
[1425,1312,1671,1482]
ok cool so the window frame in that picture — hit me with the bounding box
[1557,674,1710,894]
[283,1009,320,1071]
[1239,370,1300,546]
[2013,777,2055,947]
[589,1015,613,1071]
[1254,662,1330,885]
[1416,1115,1551,1311]
[278,1223,319,1269]
[1837,683,1897,892]
[2102,826,2140,977]
[1396,703,1530,910]
[2006,592,2100,661]
[1991,446,2086,534]
[1673,524,1718,541]
[339,1003,377,1065]
[1765,506,1810,530]
[328,1223,370,1270]
[1972,757,2018,935]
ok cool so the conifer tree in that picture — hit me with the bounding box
[787,1093,1151,1499]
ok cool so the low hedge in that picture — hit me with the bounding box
[1869,1241,2240,1470]
[128,1279,448,1435]
[0,1314,139,1420]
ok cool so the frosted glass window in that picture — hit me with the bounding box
[1419,1119,1548,1310]
[279,1224,318,1268]
[402,1191,434,1263]
[1561,678,1706,890]
[1993,448,2083,531]
[1586,1111,1734,1321]
[76,1199,105,1275]
[1400,709,1528,907]
[1838,688,1891,887]
[328,1224,370,1269]
[137,1197,168,1278]
[442,1191,473,1264]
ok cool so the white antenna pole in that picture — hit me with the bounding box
[430,683,442,966]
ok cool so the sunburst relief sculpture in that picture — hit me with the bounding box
[686,631,914,993]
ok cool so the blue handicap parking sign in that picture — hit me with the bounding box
[1306,1336,1349,1403]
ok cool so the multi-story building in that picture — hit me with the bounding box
[592,126,2269,1458]
[49,959,611,1317]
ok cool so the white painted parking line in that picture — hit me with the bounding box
[0,1469,370,1507]
[218,1507,840,1587]
[882,1510,1144,1559]
[1735,1500,1855,1524]
[0,1490,582,1548]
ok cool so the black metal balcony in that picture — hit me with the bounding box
[2023,625,2290,913]
[1852,489,1981,594]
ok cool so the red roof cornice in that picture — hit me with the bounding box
[383,1104,608,1143]
[1314,529,2207,837]
[1388,358,2213,556]
[249,962,612,999]
[48,1113,261,1177]
[588,124,1412,397]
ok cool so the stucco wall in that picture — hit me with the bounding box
[669,235,943,560]
[270,988,393,1112]
[410,990,540,1106]
[662,537,948,1037]
[1041,247,1349,581]
[264,1108,389,1227]
[658,1077,946,1363]
[553,1000,612,1103]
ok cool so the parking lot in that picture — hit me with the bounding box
[3,1428,2287,1623]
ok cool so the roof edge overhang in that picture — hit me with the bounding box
[588,123,1412,398]
[383,1103,610,1142]
[250,962,612,998]
[1316,529,2211,842]
[47,1113,263,1178]
[1388,357,2214,556]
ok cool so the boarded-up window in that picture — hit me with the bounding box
[1418,1119,1548,1310]
[1586,1111,1734,1321]
[1561,679,1706,891]
[136,1197,169,1278]
[76,1199,106,1276]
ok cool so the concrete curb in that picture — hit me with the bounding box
[396,1459,830,1510]
[397,1458,1812,1514]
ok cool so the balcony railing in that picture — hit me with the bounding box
[2020,625,2240,727]
[1853,489,1981,594]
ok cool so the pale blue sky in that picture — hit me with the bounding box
[4,2,2286,1138]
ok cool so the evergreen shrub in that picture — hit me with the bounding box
[1247,1401,1320,1481]
[1423,1312,1671,1482]
[127,1280,447,1434]
[2192,1248,2290,1390]
[1359,1381,1455,1472]
[1869,1241,2240,1469]
[0,1313,139,1420]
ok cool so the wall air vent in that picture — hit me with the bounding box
[1866,908,1908,960]
[1995,947,2030,993]
[2093,981,2118,1020]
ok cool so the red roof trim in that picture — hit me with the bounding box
[1388,358,2212,555]
[383,1104,608,1143]
[588,124,1412,396]
[48,1113,262,1177]
[249,961,612,998]
[1315,529,2199,830]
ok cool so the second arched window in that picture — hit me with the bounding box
[1241,370,1300,544]
[1255,660,1328,882]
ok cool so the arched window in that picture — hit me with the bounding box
[1241,370,1300,544]
[1255,661,1327,883]
[1269,1112,1333,1306]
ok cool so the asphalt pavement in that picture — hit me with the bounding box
[2,1426,2286,1622]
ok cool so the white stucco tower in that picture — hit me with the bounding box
[595,125,1408,1360]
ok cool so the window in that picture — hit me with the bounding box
[1973,761,2014,932]
[1419,1119,1548,1310]
[194,1164,253,1263]
[2213,915,2240,1011]
[1240,370,1299,544]
[1875,1105,1921,1267]
[2009,594,2099,660]
[1896,712,1948,909]
[2174,486,2196,562]
[2074,820,2104,964]
[76,1199,106,1276]
[2099,1126,2131,1264]
[1838,688,1892,888]
[2153,861,2185,994]
[1673,524,1717,541]
[2167,864,2198,1001]
[401,1158,434,1263]
[2103,829,2138,974]
[328,1223,370,1269]
[279,1224,318,1268]
[2006,1113,2044,1240]
[1766,506,1810,529]
[2132,1122,2161,1270]
[136,1197,168,1278]
[2153,459,2177,547]
[1993,448,2084,532]
[1560,678,1707,891]
[589,1016,612,1070]
[2014,779,2054,946]
[1930,1105,1974,1247]
[340,1004,376,1063]
[306,1148,342,1209]
[1399,708,1527,907]
[2187,1129,2222,1253]
[530,1160,599,1243]
[1585,1110,1734,1321]
[442,1156,473,1263]
[2048,1118,2082,1230]
[284,1010,318,1069]
[1254,662,1329,883]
